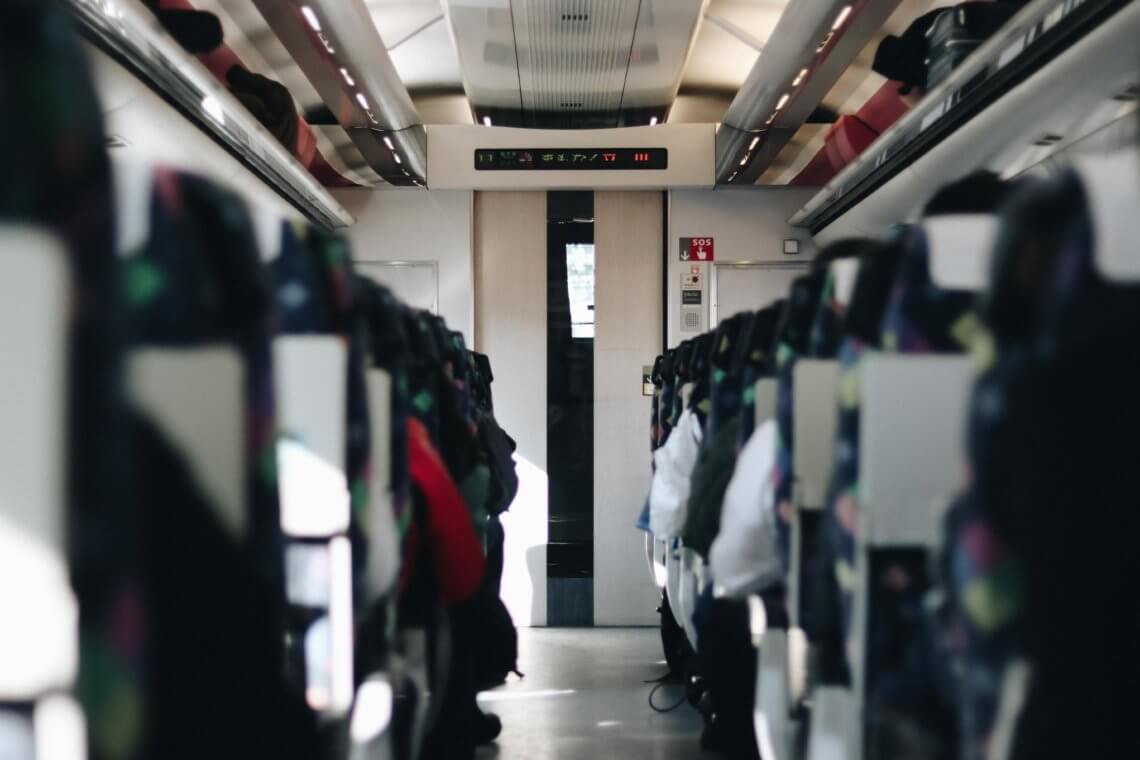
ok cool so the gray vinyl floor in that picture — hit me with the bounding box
[475,628,714,760]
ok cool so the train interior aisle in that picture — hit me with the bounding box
[477,628,710,760]
[3,1,1140,760]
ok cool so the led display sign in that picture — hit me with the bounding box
[474,148,668,171]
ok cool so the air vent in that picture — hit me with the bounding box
[561,13,589,22]
[1033,133,1064,146]
[560,102,584,109]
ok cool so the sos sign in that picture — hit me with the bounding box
[680,237,715,262]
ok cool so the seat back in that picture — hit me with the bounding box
[0,227,75,702]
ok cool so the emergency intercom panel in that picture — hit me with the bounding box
[680,269,703,333]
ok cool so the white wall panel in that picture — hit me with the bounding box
[474,191,549,627]
[333,189,475,344]
[668,187,818,346]
[593,191,662,627]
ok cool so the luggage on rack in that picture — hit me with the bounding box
[925,2,1021,90]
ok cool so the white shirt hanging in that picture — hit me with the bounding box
[709,420,782,598]
[648,408,703,539]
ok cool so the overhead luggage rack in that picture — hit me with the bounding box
[69,0,354,229]
[789,0,1133,235]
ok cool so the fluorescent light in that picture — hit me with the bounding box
[383,136,394,150]
[392,153,402,165]
[482,116,492,127]
[793,68,808,87]
[301,6,321,31]
[766,113,777,125]
[339,68,355,87]
[649,116,659,126]
[201,95,224,124]
[355,93,369,110]
[739,153,751,166]
[776,93,790,111]
[832,5,852,30]
[749,136,760,150]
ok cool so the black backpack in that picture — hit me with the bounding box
[466,587,520,690]
[478,412,519,515]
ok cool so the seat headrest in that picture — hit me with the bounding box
[252,205,285,263]
[924,214,1000,291]
[112,159,154,257]
[1074,150,1140,283]
[831,258,861,307]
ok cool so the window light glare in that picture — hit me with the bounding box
[482,116,492,127]
[383,136,394,150]
[793,68,808,87]
[392,153,402,165]
[350,679,394,743]
[739,153,751,166]
[749,136,760,151]
[301,6,321,31]
[329,536,354,714]
[355,93,369,110]
[339,68,355,87]
[649,116,659,126]
[832,5,853,31]
[776,93,790,111]
[766,113,777,125]
[35,696,86,760]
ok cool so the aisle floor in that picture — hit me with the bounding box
[476,627,713,760]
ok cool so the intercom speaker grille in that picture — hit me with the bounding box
[683,311,700,330]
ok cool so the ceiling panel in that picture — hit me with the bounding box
[365,0,448,45]
[445,0,708,127]
[677,0,788,96]
[366,0,466,96]
[512,0,642,114]
[387,15,465,90]
[443,0,523,111]
[669,92,734,123]
[679,20,760,94]
[413,93,477,123]
[621,0,709,110]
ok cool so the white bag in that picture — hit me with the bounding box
[648,408,703,539]
[709,420,782,598]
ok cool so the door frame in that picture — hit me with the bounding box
[710,261,811,327]
[356,259,440,315]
